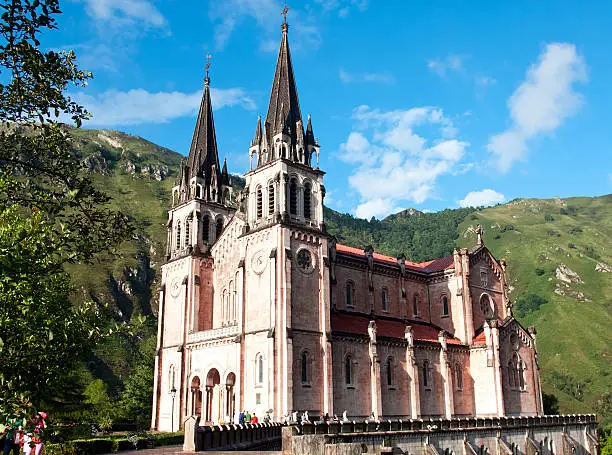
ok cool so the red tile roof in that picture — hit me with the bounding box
[330,313,463,345]
[472,329,487,346]
[335,243,454,273]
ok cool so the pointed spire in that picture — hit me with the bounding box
[221,157,230,185]
[265,15,303,145]
[252,115,262,146]
[186,56,221,197]
[306,113,315,146]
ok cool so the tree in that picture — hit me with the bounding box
[0,0,132,426]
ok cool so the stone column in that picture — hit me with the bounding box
[368,321,382,420]
[438,331,454,419]
[319,238,333,415]
[528,326,544,415]
[405,326,420,418]
[485,320,505,416]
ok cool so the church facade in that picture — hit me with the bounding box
[151,21,544,432]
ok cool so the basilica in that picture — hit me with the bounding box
[150,19,544,432]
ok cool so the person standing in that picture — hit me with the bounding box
[245,410,251,424]
[249,413,258,424]
[238,410,245,425]
[32,412,47,455]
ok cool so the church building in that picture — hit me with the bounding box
[151,19,544,432]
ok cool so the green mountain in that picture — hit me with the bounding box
[64,127,611,426]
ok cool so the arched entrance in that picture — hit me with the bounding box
[205,368,220,423]
[225,373,236,421]
[190,376,202,417]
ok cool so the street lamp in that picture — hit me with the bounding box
[170,387,177,433]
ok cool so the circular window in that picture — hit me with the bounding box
[296,249,314,274]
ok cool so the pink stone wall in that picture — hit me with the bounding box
[331,339,371,418]
[414,346,444,417]
[378,343,411,417]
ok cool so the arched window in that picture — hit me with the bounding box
[256,186,263,219]
[196,185,201,198]
[345,355,353,386]
[303,182,312,219]
[301,351,310,384]
[422,360,431,389]
[221,289,227,324]
[381,288,389,312]
[268,181,275,215]
[455,363,463,391]
[289,178,298,215]
[202,215,210,242]
[519,359,526,390]
[175,222,181,249]
[442,295,449,316]
[256,354,264,385]
[413,295,419,316]
[169,364,176,391]
[185,220,191,247]
[229,280,234,322]
[346,281,355,307]
[223,188,230,205]
[216,217,224,238]
[386,357,393,386]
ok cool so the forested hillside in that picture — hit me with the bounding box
[60,127,610,429]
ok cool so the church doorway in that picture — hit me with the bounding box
[190,376,202,417]
[205,368,221,423]
[225,372,236,421]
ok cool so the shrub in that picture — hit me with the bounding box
[544,214,555,222]
[568,243,576,249]
[560,208,568,215]
[501,224,515,232]
[584,246,600,260]
[568,226,583,234]
[494,234,501,240]
[514,293,548,318]
[547,230,560,237]
[535,268,545,276]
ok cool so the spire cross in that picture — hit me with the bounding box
[204,54,212,85]
[281,2,290,24]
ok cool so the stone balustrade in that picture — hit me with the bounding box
[187,324,240,343]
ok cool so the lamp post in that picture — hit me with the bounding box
[170,387,177,433]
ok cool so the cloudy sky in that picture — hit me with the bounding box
[50,0,611,218]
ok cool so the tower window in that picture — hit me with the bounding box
[176,222,181,249]
[216,217,224,238]
[345,355,353,386]
[442,295,449,316]
[268,182,275,215]
[303,182,312,219]
[289,178,298,215]
[256,186,263,219]
[381,288,389,312]
[202,215,210,242]
[256,354,264,384]
[185,220,191,247]
[413,295,419,316]
[455,363,463,391]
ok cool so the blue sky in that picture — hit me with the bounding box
[48,0,612,218]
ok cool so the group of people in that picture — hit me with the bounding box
[1,412,47,455]
[236,410,272,425]
[282,410,351,425]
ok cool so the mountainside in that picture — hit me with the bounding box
[458,196,612,423]
[64,127,611,426]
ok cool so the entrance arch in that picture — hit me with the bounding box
[190,376,202,417]
[205,368,221,423]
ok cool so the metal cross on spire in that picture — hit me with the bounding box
[204,54,212,85]
[281,1,290,24]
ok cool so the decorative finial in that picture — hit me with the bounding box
[204,54,212,86]
[281,1,289,33]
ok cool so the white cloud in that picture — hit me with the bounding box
[339,68,395,84]
[78,0,166,28]
[208,0,321,51]
[458,189,505,208]
[74,87,255,126]
[488,43,587,172]
[339,105,470,219]
[314,0,369,17]
[428,54,466,77]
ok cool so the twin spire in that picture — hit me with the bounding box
[183,10,317,200]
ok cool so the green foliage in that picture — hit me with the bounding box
[550,371,586,401]
[535,268,545,276]
[83,380,114,430]
[542,392,560,414]
[0,0,132,426]
[325,207,475,262]
[544,214,555,222]
[44,432,183,455]
[501,224,515,232]
[568,226,583,234]
[514,293,548,317]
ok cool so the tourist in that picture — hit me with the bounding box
[250,413,258,424]
[292,410,298,424]
[324,413,330,423]
[263,411,271,424]
[32,412,46,455]
[301,411,309,424]
[238,410,245,425]
[318,412,325,423]
[333,414,339,422]
[245,410,251,424]
[342,410,348,422]
[3,416,24,455]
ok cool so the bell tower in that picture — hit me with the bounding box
[242,19,325,231]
